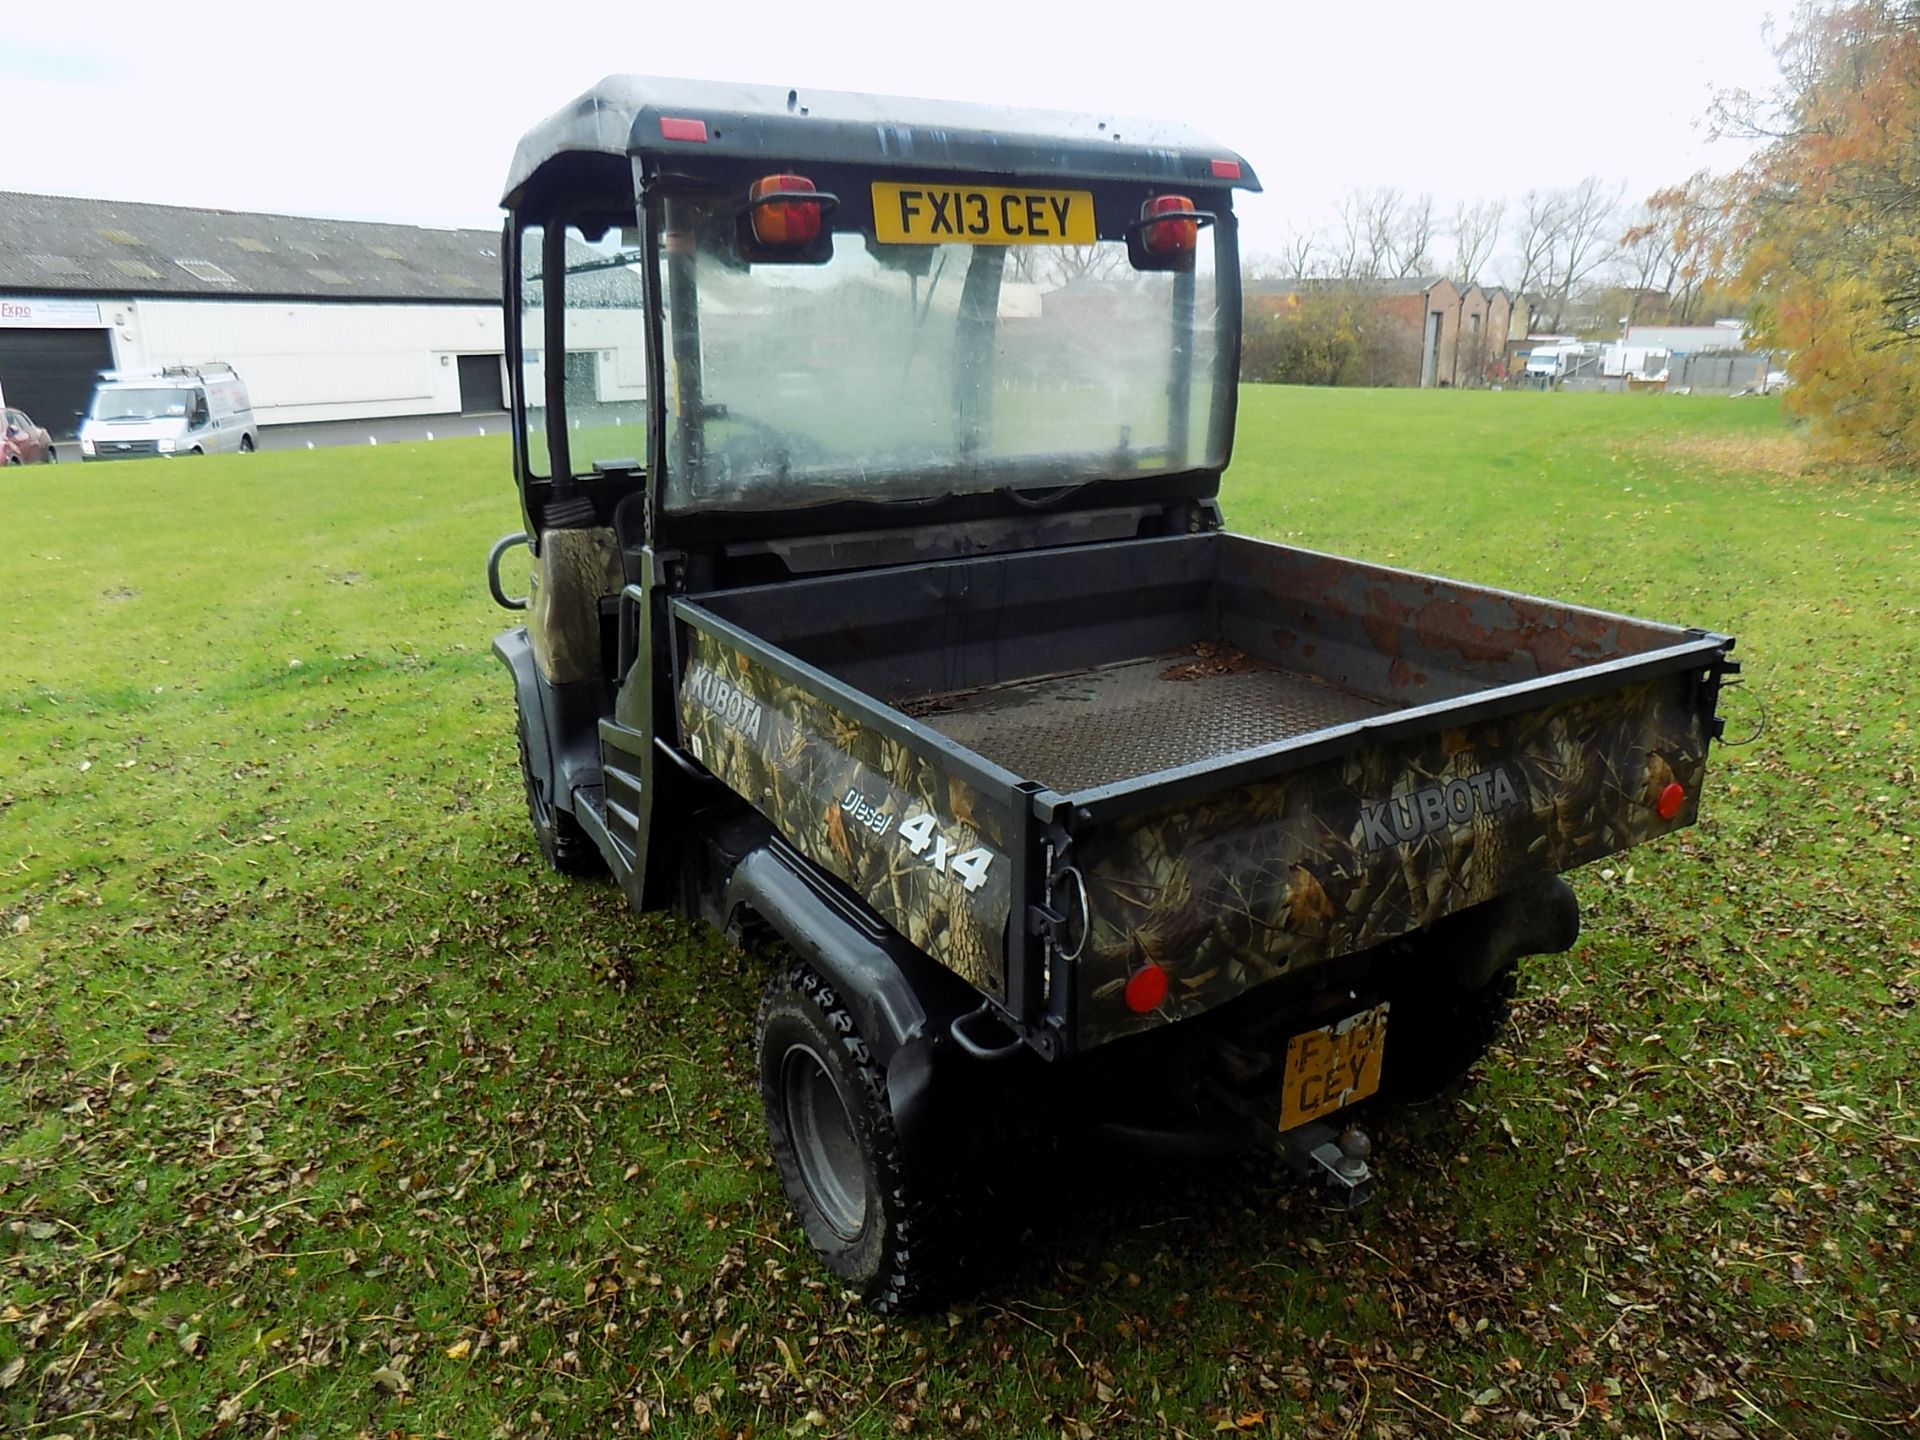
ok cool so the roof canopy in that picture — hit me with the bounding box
[503,75,1260,209]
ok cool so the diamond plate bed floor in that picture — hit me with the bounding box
[903,650,1398,794]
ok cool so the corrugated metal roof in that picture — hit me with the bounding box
[0,192,500,302]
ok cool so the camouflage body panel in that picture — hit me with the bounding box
[676,624,1013,997]
[1074,673,1711,1046]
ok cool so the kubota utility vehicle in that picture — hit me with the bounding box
[488,77,1737,1310]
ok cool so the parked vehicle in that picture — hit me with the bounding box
[488,77,1740,1310]
[3,407,54,465]
[79,363,258,461]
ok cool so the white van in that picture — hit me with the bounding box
[79,363,259,461]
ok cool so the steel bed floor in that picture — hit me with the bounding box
[905,651,1397,794]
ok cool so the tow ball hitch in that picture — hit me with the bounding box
[1280,1122,1375,1207]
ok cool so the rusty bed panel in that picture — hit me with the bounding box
[1215,535,1686,705]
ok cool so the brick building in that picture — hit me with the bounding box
[1247,275,1518,387]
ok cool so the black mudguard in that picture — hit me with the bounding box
[492,627,604,825]
[723,834,984,1159]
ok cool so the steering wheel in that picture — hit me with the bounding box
[704,408,825,486]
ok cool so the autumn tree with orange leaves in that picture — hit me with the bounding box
[1723,1,1920,461]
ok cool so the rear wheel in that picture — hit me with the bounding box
[514,709,601,875]
[758,962,954,1312]
[4,455,19,467]
[1378,963,1520,1101]
[239,435,255,453]
[44,446,56,464]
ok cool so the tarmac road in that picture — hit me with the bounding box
[48,410,510,461]
[258,411,509,451]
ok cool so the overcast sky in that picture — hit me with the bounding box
[3,0,1784,275]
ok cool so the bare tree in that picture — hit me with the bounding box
[1279,229,1318,281]
[1009,245,1126,287]
[1510,189,1564,313]
[1358,190,1398,278]
[1388,192,1437,278]
[1616,205,1683,323]
[1504,180,1622,329]
[1329,190,1389,279]
[1320,189,1436,280]
[1450,198,1504,286]
[1541,177,1622,329]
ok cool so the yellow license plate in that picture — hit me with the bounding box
[1280,1003,1390,1130]
[871,182,1096,245]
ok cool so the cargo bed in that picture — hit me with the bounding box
[674,532,1732,1049]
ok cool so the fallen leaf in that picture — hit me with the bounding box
[445,1339,471,1361]
[370,1365,408,1394]
[0,1355,24,1390]
[63,1298,122,1334]
[775,1335,802,1379]
[110,1267,156,1300]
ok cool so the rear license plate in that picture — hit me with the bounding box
[1280,1003,1390,1130]
[871,182,1096,246]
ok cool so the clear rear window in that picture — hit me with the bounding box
[659,193,1226,513]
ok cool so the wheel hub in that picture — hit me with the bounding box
[781,1044,868,1241]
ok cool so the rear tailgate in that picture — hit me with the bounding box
[1071,661,1724,1046]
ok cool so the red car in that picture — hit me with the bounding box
[3,407,55,465]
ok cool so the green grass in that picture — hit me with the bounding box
[3,388,1916,1438]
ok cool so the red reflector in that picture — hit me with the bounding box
[1142,194,1198,256]
[1124,964,1169,1014]
[1210,157,1242,180]
[1657,782,1687,820]
[659,116,708,143]
[749,173,822,247]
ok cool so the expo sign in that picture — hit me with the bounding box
[0,297,105,328]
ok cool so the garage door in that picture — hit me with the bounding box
[457,353,505,415]
[0,328,115,439]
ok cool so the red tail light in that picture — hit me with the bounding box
[1141,194,1198,257]
[749,174,823,248]
[1656,782,1687,820]
[658,116,708,143]
[1124,963,1170,1013]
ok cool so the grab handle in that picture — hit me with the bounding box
[948,1003,1027,1062]
[488,532,530,611]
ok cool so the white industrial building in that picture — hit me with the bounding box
[0,192,509,436]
